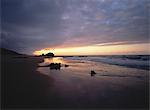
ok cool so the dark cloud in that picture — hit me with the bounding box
[1,0,149,54]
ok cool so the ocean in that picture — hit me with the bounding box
[64,55,150,70]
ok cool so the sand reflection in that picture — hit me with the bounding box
[39,57,65,66]
[36,57,148,108]
[37,57,148,81]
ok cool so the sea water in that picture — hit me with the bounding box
[37,55,149,108]
[64,55,150,70]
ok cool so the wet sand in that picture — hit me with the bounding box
[1,56,149,109]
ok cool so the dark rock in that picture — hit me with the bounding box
[40,52,54,57]
[90,70,96,76]
[45,52,54,57]
[64,64,69,67]
[50,63,61,70]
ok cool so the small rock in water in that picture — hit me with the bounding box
[90,70,96,76]
[64,64,69,67]
[50,63,61,70]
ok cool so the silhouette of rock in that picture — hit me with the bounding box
[90,70,96,76]
[64,64,69,67]
[49,63,61,70]
[45,52,54,57]
[40,52,54,57]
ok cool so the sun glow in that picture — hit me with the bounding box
[33,43,149,56]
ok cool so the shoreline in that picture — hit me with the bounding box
[1,55,149,109]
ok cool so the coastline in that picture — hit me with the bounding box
[1,55,149,109]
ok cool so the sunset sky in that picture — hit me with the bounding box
[1,0,149,55]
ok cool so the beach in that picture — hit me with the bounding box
[1,55,52,108]
[1,55,149,109]
[2,0,149,109]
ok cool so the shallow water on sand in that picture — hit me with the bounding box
[37,57,149,108]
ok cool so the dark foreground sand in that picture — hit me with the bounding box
[1,55,53,108]
[1,55,149,109]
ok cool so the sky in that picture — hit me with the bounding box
[1,0,149,55]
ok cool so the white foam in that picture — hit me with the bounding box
[65,56,149,70]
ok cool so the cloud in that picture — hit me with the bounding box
[95,41,147,46]
[1,0,149,54]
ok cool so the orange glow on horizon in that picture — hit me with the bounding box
[33,43,149,56]
[33,48,53,55]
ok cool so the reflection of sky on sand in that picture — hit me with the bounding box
[37,57,148,107]
[39,57,65,66]
[38,57,148,80]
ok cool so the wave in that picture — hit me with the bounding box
[64,55,150,70]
